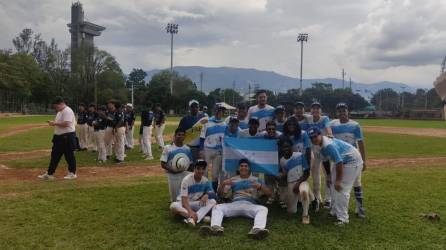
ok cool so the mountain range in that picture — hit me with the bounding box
[145,66,418,100]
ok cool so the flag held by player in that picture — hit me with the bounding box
[223,137,279,176]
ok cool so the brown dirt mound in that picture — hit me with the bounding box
[0,124,47,138]
[363,126,446,137]
[0,149,51,161]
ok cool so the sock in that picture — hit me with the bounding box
[354,186,364,212]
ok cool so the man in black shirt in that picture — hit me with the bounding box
[77,103,88,150]
[87,104,98,152]
[153,103,166,149]
[104,100,126,164]
[140,103,154,160]
[93,105,108,163]
[124,103,136,150]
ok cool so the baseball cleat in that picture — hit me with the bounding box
[200,225,224,236]
[183,217,196,227]
[63,172,77,180]
[302,215,310,225]
[248,228,269,240]
[38,173,55,180]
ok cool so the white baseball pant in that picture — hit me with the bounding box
[154,124,165,147]
[77,123,89,149]
[88,126,97,151]
[125,126,134,149]
[94,129,107,161]
[287,181,314,216]
[141,126,153,158]
[211,201,268,229]
[330,163,363,223]
[311,148,332,203]
[170,199,217,223]
[204,148,223,183]
[104,127,114,157]
[114,127,126,161]
[167,171,189,202]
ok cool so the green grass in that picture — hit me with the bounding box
[1,166,445,249]
[0,115,53,132]
[357,119,446,129]
[365,132,446,158]
[0,127,54,152]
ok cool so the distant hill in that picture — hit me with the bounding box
[145,66,417,100]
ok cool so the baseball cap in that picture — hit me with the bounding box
[275,105,285,112]
[229,116,239,123]
[194,159,207,168]
[248,117,260,125]
[307,127,321,138]
[189,100,199,107]
[311,102,322,108]
[336,102,348,110]
[295,101,305,108]
[126,103,133,108]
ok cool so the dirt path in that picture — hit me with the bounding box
[363,126,446,137]
[0,149,51,161]
[0,124,47,138]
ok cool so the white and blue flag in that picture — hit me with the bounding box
[222,136,279,176]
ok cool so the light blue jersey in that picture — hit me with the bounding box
[288,131,311,153]
[320,137,363,166]
[178,173,214,201]
[329,119,363,147]
[280,152,309,183]
[247,104,275,131]
[308,115,330,135]
[227,175,265,204]
[200,117,227,150]
[224,126,241,138]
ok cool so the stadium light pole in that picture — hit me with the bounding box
[297,33,308,96]
[166,23,179,95]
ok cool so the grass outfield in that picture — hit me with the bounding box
[0,115,53,133]
[1,166,445,249]
[357,119,445,129]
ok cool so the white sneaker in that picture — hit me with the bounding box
[183,217,196,227]
[38,172,54,180]
[63,172,77,180]
[145,156,154,160]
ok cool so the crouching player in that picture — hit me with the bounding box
[170,160,217,226]
[200,159,272,240]
[308,127,363,225]
[278,138,314,224]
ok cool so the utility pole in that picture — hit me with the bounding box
[131,81,134,106]
[349,77,352,90]
[342,68,346,89]
[166,23,179,95]
[248,82,252,106]
[232,80,236,106]
[200,72,203,92]
[297,33,308,95]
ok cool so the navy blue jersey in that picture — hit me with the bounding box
[93,115,108,131]
[178,113,206,132]
[77,111,88,124]
[86,112,98,126]
[154,110,165,125]
[125,111,136,127]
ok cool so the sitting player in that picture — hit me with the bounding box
[170,160,217,226]
[278,138,313,224]
[161,128,193,202]
[200,159,272,240]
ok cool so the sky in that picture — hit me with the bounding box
[1,0,445,88]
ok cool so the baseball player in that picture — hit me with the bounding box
[140,103,154,160]
[329,102,366,218]
[308,127,363,225]
[161,128,193,202]
[281,116,311,158]
[292,101,311,131]
[247,89,275,131]
[278,138,313,224]
[224,117,241,138]
[239,118,260,138]
[104,100,126,164]
[170,160,216,226]
[225,103,249,130]
[200,159,272,239]
[76,103,88,150]
[86,104,98,152]
[202,106,209,117]
[153,103,166,148]
[124,103,136,150]
[308,101,333,209]
[200,104,227,191]
[92,105,108,163]
[178,100,207,161]
[273,105,287,133]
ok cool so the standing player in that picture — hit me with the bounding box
[104,100,126,164]
[309,101,333,209]
[86,104,97,152]
[178,100,207,161]
[140,103,154,160]
[293,101,310,131]
[278,138,313,224]
[200,159,272,239]
[273,105,287,133]
[76,103,88,150]
[308,127,363,225]
[247,89,275,131]
[225,103,249,130]
[239,118,260,138]
[153,103,166,149]
[93,105,108,163]
[225,117,241,138]
[329,102,366,218]
[170,160,216,226]
[161,128,193,202]
[38,97,77,180]
[200,104,227,191]
[124,103,136,150]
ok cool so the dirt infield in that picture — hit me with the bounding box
[0,124,47,138]
[363,126,446,137]
[0,149,51,161]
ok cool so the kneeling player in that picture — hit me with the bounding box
[170,160,217,226]
[200,159,272,240]
[279,138,314,224]
[308,127,363,225]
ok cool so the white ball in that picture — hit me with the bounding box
[172,153,190,171]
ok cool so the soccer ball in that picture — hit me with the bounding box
[171,153,190,172]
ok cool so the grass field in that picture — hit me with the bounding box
[357,119,446,129]
[1,116,446,249]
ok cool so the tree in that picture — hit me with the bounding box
[12,28,34,54]
[126,68,147,89]
[371,88,399,112]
